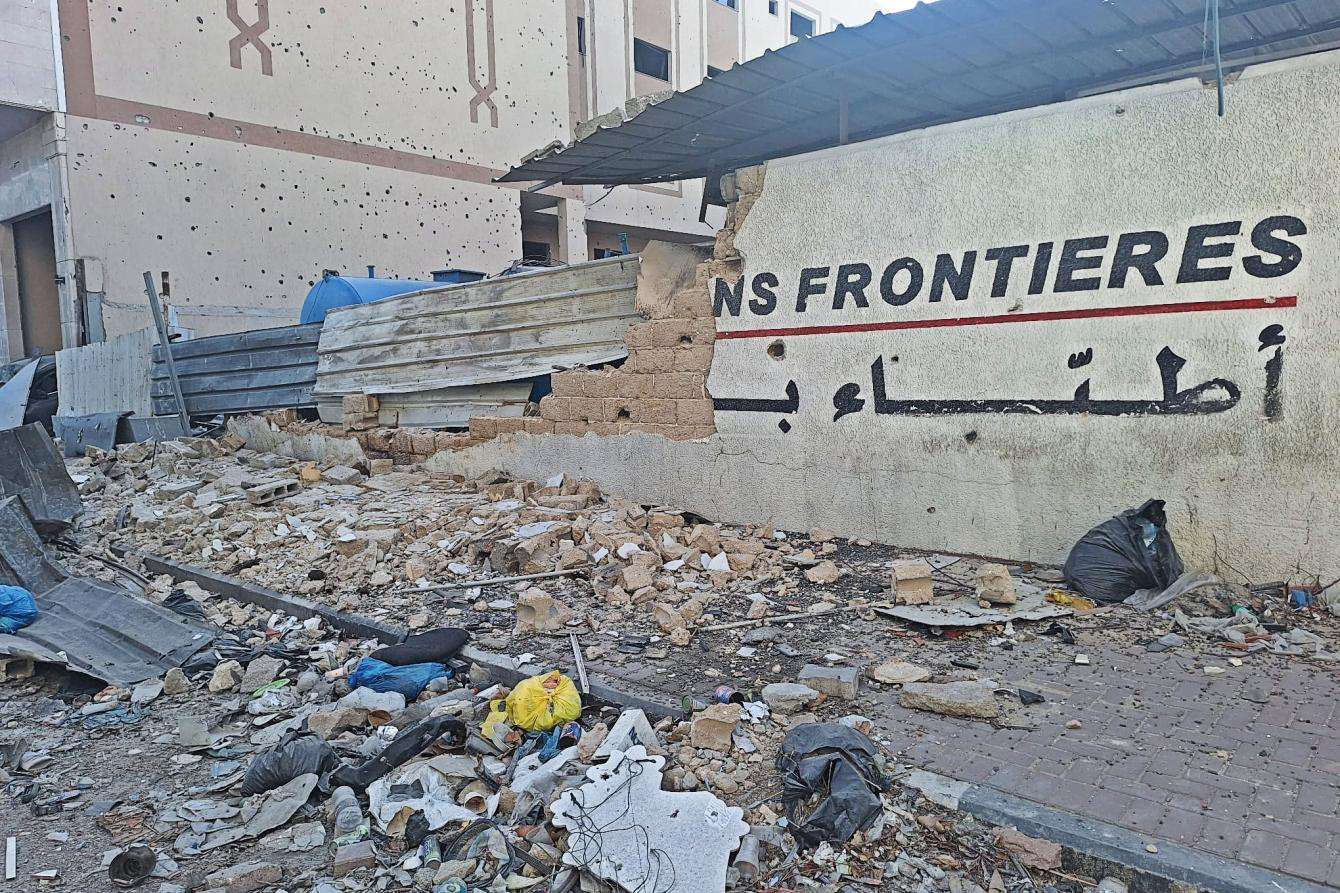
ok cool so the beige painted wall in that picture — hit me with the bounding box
[67,118,521,338]
[0,0,58,113]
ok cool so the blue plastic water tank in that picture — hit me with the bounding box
[300,271,437,324]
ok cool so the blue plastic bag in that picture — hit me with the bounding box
[0,586,37,634]
[348,657,449,700]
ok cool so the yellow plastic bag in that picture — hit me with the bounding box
[481,698,510,740]
[505,670,581,732]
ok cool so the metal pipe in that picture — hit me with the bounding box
[142,271,190,432]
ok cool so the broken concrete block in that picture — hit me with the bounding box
[513,589,576,635]
[620,565,655,591]
[162,668,190,696]
[899,681,999,719]
[244,479,300,505]
[208,660,243,693]
[761,682,820,714]
[892,559,934,605]
[868,659,931,685]
[368,458,394,475]
[804,560,842,584]
[976,563,1019,605]
[323,465,365,486]
[993,827,1063,870]
[798,664,860,700]
[332,840,377,877]
[239,656,284,693]
[594,709,660,758]
[551,747,748,893]
[652,602,685,633]
[202,861,282,893]
[690,703,741,752]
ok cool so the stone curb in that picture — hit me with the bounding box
[905,769,1330,893]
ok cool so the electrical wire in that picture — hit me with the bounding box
[556,754,678,893]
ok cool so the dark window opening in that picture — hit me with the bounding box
[577,16,586,56]
[790,10,815,38]
[713,0,738,8]
[633,38,671,82]
[522,241,552,264]
[594,247,623,259]
[707,65,727,79]
[768,0,779,14]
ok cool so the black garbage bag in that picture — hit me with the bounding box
[776,723,890,849]
[370,627,470,667]
[240,733,341,796]
[1063,499,1185,604]
[331,715,468,790]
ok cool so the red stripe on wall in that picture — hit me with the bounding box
[715,295,1299,340]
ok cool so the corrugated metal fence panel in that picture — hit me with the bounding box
[56,327,155,417]
[314,256,640,397]
[151,323,322,417]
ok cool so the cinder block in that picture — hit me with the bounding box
[587,421,619,435]
[411,431,437,455]
[390,430,416,453]
[554,421,589,436]
[679,425,716,440]
[649,319,693,348]
[469,416,498,437]
[539,395,575,421]
[892,559,935,605]
[342,394,379,414]
[495,418,526,435]
[522,417,554,434]
[673,346,714,372]
[653,372,706,398]
[550,370,588,397]
[632,399,677,425]
[627,348,675,374]
[607,371,651,398]
[799,664,861,700]
[676,399,715,426]
[624,323,656,350]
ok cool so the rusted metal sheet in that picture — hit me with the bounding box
[315,381,533,429]
[151,323,321,418]
[314,256,641,399]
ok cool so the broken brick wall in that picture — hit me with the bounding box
[470,164,768,443]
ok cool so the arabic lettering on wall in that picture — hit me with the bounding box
[708,215,1304,434]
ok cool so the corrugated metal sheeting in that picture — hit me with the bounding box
[56,327,155,417]
[151,324,321,418]
[500,0,1340,186]
[314,256,641,423]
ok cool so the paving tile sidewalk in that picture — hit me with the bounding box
[869,640,1340,887]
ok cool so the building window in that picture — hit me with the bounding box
[768,0,779,14]
[522,241,552,264]
[594,247,623,259]
[713,0,738,8]
[633,38,671,82]
[790,10,815,39]
[577,17,586,56]
[707,65,726,79]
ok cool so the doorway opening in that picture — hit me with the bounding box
[7,208,61,357]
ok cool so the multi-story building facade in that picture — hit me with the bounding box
[0,0,894,358]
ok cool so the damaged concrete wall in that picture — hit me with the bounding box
[57,0,564,337]
[429,51,1340,583]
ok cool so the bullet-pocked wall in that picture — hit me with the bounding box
[705,50,1340,581]
[57,0,569,337]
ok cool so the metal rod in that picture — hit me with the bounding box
[143,271,190,432]
[5,836,15,881]
[391,567,587,594]
[569,632,589,694]
[701,601,895,632]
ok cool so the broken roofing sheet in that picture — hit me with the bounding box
[0,423,82,534]
[874,590,1072,629]
[0,493,214,686]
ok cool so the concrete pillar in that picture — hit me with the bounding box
[591,0,632,115]
[557,199,589,263]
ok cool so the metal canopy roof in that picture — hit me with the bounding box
[500,0,1340,187]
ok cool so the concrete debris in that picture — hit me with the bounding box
[868,659,932,685]
[900,681,1001,719]
[11,425,1318,892]
[551,747,749,893]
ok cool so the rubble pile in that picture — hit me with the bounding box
[3,426,1336,891]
